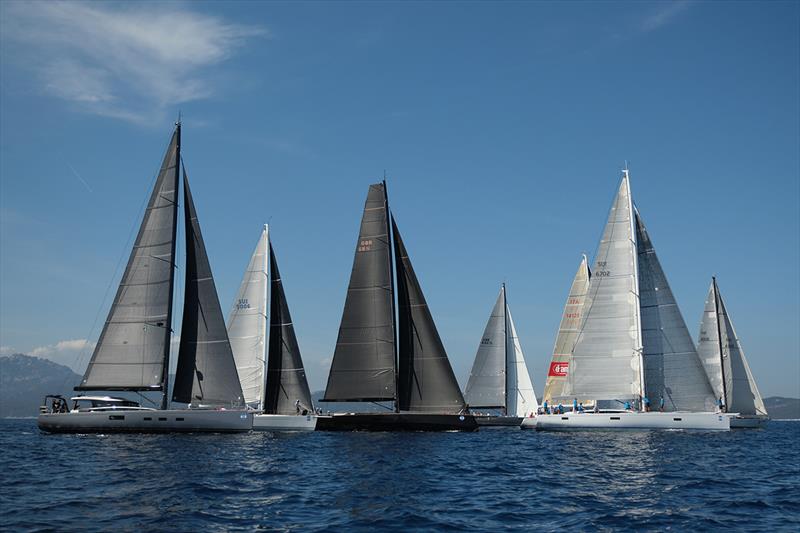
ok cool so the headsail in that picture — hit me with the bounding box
[323,182,396,402]
[542,255,590,404]
[263,241,314,415]
[568,172,642,404]
[393,217,466,413]
[635,210,716,411]
[227,225,269,409]
[698,279,767,415]
[172,173,244,407]
[464,287,507,409]
[505,305,538,417]
[77,127,179,393]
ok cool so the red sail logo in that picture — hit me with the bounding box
[549,361,568,377]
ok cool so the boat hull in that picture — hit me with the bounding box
[520,416,537,430]
[728,414,770,428]
[252,413,317,431]
[315,412,478,432]
[38,409,253,433]
[474,415,523,427]
[535,411,730,431]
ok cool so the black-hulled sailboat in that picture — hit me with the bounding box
[38,123,251,433]
[316,182,477,431]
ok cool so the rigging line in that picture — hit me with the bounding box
[67,127,176,394]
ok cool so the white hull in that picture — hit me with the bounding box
[728,414,770,428]
[38,409,253,433]
[520,416,537,430]
[535,411,729,431]
[252,413,317,431]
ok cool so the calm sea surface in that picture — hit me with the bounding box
[2,419,798,532]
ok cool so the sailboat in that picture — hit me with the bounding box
[535,168,728,431]
[316,181,477,431]
[698,277,769,428]
[464,284,538,426]
[38,123,252,433]
[227,225,317,431]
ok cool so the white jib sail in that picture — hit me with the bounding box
[464,287,507,409]
[227,225,269,408]
[505,306,538,417]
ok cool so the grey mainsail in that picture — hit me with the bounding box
[542,255,590,404]
[172,173,244,407]
[263,242,314,415]
[635,210,716,411]
[698,279,767,415]
[393,217,466,413]
[323,182,396,402]
[568,172,642,403]
[464,287,507,409]
[77,128,179,393]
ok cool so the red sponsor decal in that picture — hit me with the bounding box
[548,361,568,377]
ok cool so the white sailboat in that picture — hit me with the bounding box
[698,277,769,428]
[465,284,538,426]
[535,168,728,431]
[228,226,316,431]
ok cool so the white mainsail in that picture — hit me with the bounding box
[568,170,643,404]
[464,287,507,409]
[542,254,590,404]
[505,306,538,417]
[698,279,767,416]
[227,225,269,408]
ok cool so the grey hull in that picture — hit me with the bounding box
[38,409,252,433]
[474,415,523,427]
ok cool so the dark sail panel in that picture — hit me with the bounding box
[77,128,179,391]
[172,174,244,407]
[323,183,396,402]
[392,218,466,413]
[263,242,314,415]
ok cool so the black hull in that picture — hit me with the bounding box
[316,413,478,432]
[474,415,523,427]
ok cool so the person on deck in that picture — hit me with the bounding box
[578,402,584,413]
[557,403,564,414]
[572,398,578,413]
[623,401,631,411]
[659,396,665,412]
[543,400,549,415]
[643,396,651,412]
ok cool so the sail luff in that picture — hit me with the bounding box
[712,278,729,408]
[76,127,180,393]
[464,287,507,409]
[698,281,726,406]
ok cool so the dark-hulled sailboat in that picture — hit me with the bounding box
[38,123,252,433]
[316,182,477,431]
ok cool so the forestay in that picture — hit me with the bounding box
[227,225,269,408]
[464,287,507,409]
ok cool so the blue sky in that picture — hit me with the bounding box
[1,1,798,397]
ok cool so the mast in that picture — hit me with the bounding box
[625,168,646,411]
[161,120,180,410]
[712,276,728,411]
[384,178,400,413]
[502,282,508,416]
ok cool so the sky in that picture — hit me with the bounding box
[1,1,798,398]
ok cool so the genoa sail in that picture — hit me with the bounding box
[323,182,396,402]
[542,255,590,404]
[393,217,466,414]
[77,127,179,391]
[568,172,642,404]
[172,173,244,407]
[227,225,269,408]
[635,210,716,411]
[464,287,507,409]
[698,279,767,416]
[505,305,538,417]
[263,241,314,415]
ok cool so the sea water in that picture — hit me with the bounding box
[1,419,798,531]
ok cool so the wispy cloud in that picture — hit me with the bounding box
[30,338,96,372]
[640,1,693,33]
[1,2,265,125]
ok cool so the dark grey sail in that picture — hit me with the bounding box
[323,182,396,402]
[172,173,244,407]
[392,217,466,414]
[263,242,314,415]
[77,128,179,394]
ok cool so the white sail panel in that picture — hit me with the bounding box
[227,225,269,408]
[543,255,590,404]
[505,306,538,417]
[464,287,506,409]
[697,282,725,403]
[568,172,642,403]
[635,210,716,412]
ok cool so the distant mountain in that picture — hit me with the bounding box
[763,397,800,420]
[0,354,81,417]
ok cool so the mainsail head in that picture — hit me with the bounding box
[464,286,507,410]
[77,126,180,392]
